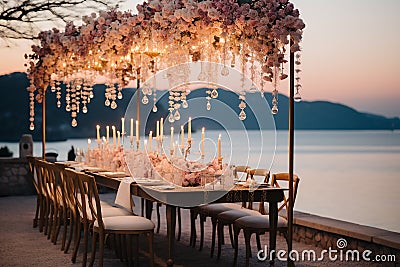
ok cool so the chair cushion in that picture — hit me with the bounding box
[94,216,155,231]
[218,208,262,222]
[199,203,242,216]
[234,215,287,230]
[101,206,132,217]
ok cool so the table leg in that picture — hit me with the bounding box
[166,205,176,267]
[269,201,278,265]
[145,200,153,220]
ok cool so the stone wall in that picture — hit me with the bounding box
[0,158,35,196]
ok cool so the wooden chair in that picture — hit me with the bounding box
[233,173,300,267]
[213,168,269,259]
[70,170,155,267]
[189,165,250,251]
[27,156,44,230]
[65,169,133,267]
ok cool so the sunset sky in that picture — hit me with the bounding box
[0,0,399,117]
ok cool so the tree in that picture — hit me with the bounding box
[0,0,124,42]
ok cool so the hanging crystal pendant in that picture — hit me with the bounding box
[71,118,77,127]
[294,90,302,102]
[82,105,88,113]
[66,104,71,112]
[239,110,246,120]
[211,88,218,99]
[206,100,211,111]
[111,101,117,109]
[89,91,94,98]
[29,122,35,131]
[51,86,56,93]
[168,112,175,123]
[221,66,229,76]
[105,98,110,106]
[57,101,61,108]
[174,110,181,121]
[117,91,123,99]
[152,104,158,112]
[271,104,278,115]
[142,95,149,105]
[182,100,188,109]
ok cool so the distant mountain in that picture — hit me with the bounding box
[0,72,399,141]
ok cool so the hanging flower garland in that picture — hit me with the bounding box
[26,0,305,128]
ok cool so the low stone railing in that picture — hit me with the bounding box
[0,157,35,196]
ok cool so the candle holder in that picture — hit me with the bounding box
[96,139,101,148]
[170,149,174,156]
[184,139,192,160]
[121,132,125,147]
[136,140,140,151]
[218,157,223,170]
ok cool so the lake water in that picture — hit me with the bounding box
[2,130,400,233]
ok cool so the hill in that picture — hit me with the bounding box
[0,72,399,141]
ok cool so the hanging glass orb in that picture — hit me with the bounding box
[89,91,94,98]
[182,100,188,109]
[294,91,302,102]
[174,110,181,121]
[105,98,110,106]
[271,104,278,115]
[66,104,71,112]
[152,104,158,112]
[29,122,35,131]
[142,95,149,105]
[168,112,175,123]
[82,106,88,113]
[221,66,229,76]
[206,101,211,111]
[117,91,123,99]
[51,86,56,93]
[239,110,246,120]
[71,118,77,127]
[211,89,219,99]
[57,101,61,108]
[111,101,117,109]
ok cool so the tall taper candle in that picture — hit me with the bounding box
[160,118,164,140]
[106,126,110,143]
[201,127,205,156]
[188,117,192,140]
[121,117,125,135]
[112,126,116,147]
[180,125,184,148]
[117,131,121,147]
[88,138,91,151]
[217,134,221,159]
[96,125,100,142]
[130,118,134,142]
[149,131,153,152]
[136,120,139,142]
[156,121,160,139]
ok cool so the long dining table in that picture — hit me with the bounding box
[92,172,285,266]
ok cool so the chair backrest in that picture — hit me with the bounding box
[66,169,104,229]
[27,156,40,194]
[247,169,270,183]
[234,165,250,181]
[271,173,300,215]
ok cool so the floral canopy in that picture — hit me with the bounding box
[26,0,305,128]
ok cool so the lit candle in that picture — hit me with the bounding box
[96,125,100,142]
[180,125,184,148]
[117,131,121,147]
[156,121,160,139]
[136,120,139,142]
[201,127,205,156]
[112,126,116,147]
[130,118,134,142]
[106,126,110,143]
[160,117,164,140]
[217,134,221,159]
[170,127,174,148]
[121,117,125,135]
[188,117,192,141]
[144,139,148,150]
[149,131,153,152]
[87,138,91,150]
